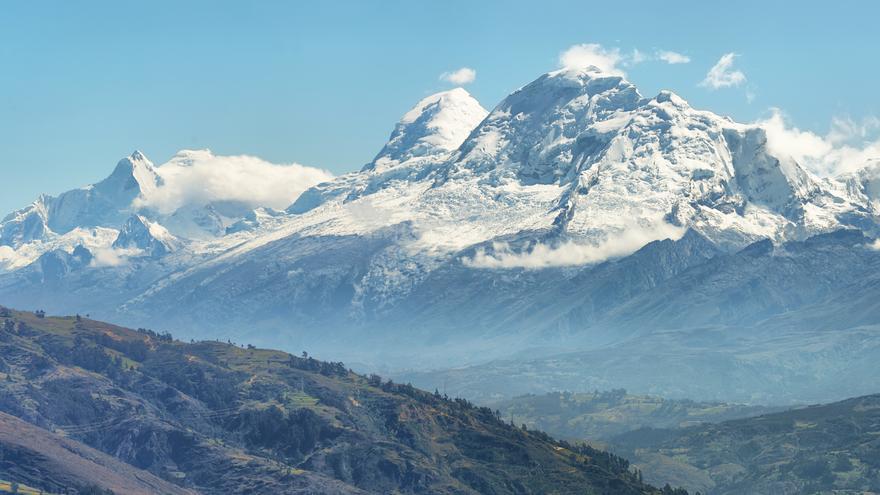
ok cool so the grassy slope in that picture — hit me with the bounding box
[0,307,672,495]
[0,411,194,494]
[494,390,784,441]
[612,395,880,494]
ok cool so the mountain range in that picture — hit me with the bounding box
[1,66,879,404]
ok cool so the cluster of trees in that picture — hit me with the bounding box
[142,351,241,409]
[286,353,347,377]
[95,334,149,362]
[51,336,128,378]
[135,327,173,343]
[230,405,334,460]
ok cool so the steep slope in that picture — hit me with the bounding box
[101,69,874,364]
[289,87,488,213]
[0,307,668,495]
[45,151,162,235]
[366,87,489,173]
[601,229,880,332]
[0,66,878,386]
[0,412,194,495]
[397,231,880,404]
[612,394,880,494]
[0,195,52,248]
[112,214,181,258]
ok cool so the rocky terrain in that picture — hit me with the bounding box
[0,306,677,494]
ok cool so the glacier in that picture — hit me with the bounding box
[1,66,879,402]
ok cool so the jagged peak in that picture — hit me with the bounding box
[837,159,880,203]
[653,90,689,107]
[129,149,148,162]
[113,149,154,172]
[113,214,179,257]
[105,150,161,192]
[451,66,642,183]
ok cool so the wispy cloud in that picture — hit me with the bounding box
[133,149,333,214]
[90,246,141,267]
[657,50,691,64]
[559,44,691,76]
[700,53,746,89]
[757,109,880,176]
[463,221,685,269]
[630,48,649,64]
[439,67,477,85]
[0,246,19,271]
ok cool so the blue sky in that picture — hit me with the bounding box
[2,0,879,214]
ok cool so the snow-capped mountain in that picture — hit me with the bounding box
[112,215,181,258]
[366,87,489,172]
[0,151,158,250]
[1,68,878,396]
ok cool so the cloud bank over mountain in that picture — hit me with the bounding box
[464,221,686,269]
[133,150,333,214]
[758,110,880,176]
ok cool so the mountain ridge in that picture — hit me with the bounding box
[0,66,878,402]
[0,306,670,495]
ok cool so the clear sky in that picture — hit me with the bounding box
[2,0,879,214]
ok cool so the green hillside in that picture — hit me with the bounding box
[612,394,880,494]
[0,306,680,494]
[494,390,783,441]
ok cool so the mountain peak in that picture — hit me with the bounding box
[129,149,148,162]
[453,66,642,183]
[107,151,160,189]
[365,88,488,172]
[654,89,688,107]
[112,214,179,258]
[545,65,621,83]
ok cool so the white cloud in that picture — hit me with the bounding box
[746,89,757,104]
[133,150,333,215]
[700,53,746,89]
[757,109,880,176]
[827,115,880,145]
[90,246,141,268]
[630,48,649,64]
[657,50,691,64]
[463,221,685,269]
[0,246,20,271]
[559,43,627,76]
[559,44,691,76]
[439,67,476,85]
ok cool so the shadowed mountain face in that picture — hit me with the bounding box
[0,411,194,495]
[0,307,670,495]
[492,390,785,442]
[1,67,879,404]
[611,394,880,495]
[398,230,880,404]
